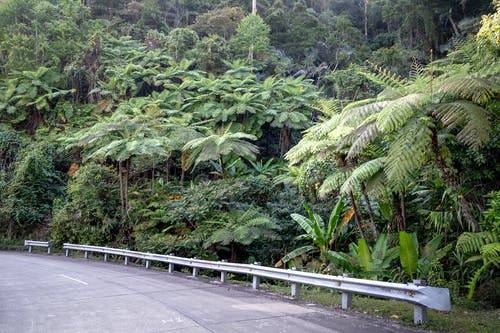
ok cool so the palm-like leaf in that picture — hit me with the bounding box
[438,76,499,104]
[377,93,431,133]
[433,101,491,151]
[182,124,258,169]
[384,117,433,191]
[399,231,418,279]
[340,157,385,195]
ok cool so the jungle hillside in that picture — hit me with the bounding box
[1,0,499,325]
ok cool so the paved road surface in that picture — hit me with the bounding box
[0,252,428,333]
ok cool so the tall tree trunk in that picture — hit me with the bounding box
[124,158,130,214]
[361,183,378,241]
[180,152,188,186]
[280,125,291,157]
[252,0,257,14]
[431,129,481,231]
[337,153,365,239]
[364,0,369,37]
[118,161,125,215]
[392,192,406,232]
[7,220,14,240]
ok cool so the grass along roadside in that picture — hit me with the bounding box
[260,283,500,333]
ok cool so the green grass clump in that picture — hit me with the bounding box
[260,283,500,333]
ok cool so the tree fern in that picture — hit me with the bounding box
[456,232,499,253]
[457,231,500,298]
[384,117,433,191]
[311,99,341,118]
[343,118,380,160]
[340,157,385,195]
[433,101,491,151]
[360,61,408,89]
[340,100,390,127]
[438,76,499,105]
[318,169,351,199]
[376,93,431,133]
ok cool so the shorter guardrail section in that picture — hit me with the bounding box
[24,240,52,254]
[60,242,451,324]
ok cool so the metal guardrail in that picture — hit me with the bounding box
[62,243,451,324]
[24,240,52,254]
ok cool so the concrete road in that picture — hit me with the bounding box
[0,252,428,333]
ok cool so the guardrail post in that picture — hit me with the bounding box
[413,280,428,324]
[168,253,174,273]
[220,260,228,283]
[124,248,129,266]
[104,253,109,262]
[252,262,261,290]
[28,245,33,254]
[341,273,353,309]
[192,257,199,277]
[47,242,52,255]
[145,252,151,269]
[290,267,301,298]
[84,250,88,259]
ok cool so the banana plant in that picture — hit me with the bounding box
[399,231,453,280]
[327,234,399,280]
[276,197,353,268]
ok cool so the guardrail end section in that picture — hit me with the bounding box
[419,286,452,312]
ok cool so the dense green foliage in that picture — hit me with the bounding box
[0,0,498,309]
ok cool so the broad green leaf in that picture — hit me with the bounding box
[399,231,418,279]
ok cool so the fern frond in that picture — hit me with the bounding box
[342,97,380,112]
[466,258,500,299]
[302,114,343,140]
[318,170,351,199]
[345,119,381,160]
[285,139,337,164]
[384,117,433,191]
[311,99,341,118]
[341,100,390,127]
[456,231,499,253]
[481,242,500,261]
[377,93,431,133]
[409,58,424,82]
[365,167,387,195]
[438,76,499,104]
[361,61,408,89]
[433,101,491,151]
[340,157,385,195]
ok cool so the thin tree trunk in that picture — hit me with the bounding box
[392,192,406,232]
[230,242,237,262]
[349,191,365,240]
[124,158,130,214]
[118,161,125,215]
[401,189,406,231]
[180,153,187,186]
[448,9,460,37]
[280,125,291,157]
[364,0,369,37]
[361,183,378,241]
[7,220,14,240]
[252,0,257,14]
[431,129,481,231]
[151,157,155,191]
